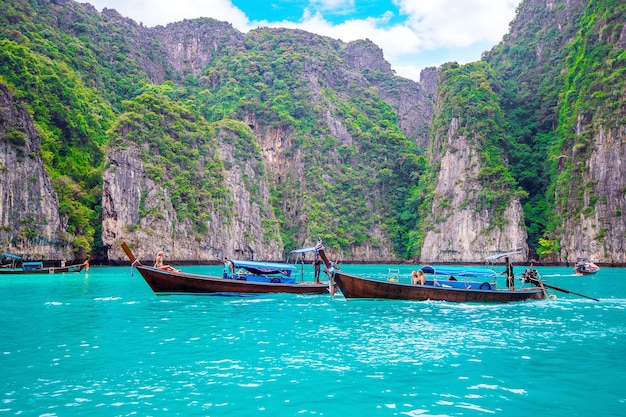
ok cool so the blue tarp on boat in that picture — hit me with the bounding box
[22,261,43,271]
[420,266,497,280]
[231,260,297,277]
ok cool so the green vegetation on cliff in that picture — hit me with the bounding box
[1,0,624,262]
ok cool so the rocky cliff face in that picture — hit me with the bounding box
[342,39,434,149]
[0,83,73,260]
[151,18,245,83]
[553,0,626,265]
[558,124,626,264]
[420,117,528,263]
[3,0,623,265]
[102,126,284,263]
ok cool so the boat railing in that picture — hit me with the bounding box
[387,268,400,282]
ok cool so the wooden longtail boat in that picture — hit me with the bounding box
[121,242,329,295]
[317,248,545,302]
[574,258,600,275]
[332,270,545,302]
[0,257,86,275]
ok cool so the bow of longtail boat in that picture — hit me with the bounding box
[333,271,544,302]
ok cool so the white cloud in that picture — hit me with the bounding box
[394,0,519,49]
[84,0,250,28]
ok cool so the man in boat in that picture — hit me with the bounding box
[223,257,234,279]
[314,257,322,283]
[521,263,540,285]
[504,256,514,290]
[313,237,324,283]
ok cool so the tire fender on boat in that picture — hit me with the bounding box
[480,282,491,290]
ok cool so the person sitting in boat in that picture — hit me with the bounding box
[223,257,234,279]
[411,270,425,285]
[154,251,179,272]
[522,263,539,284]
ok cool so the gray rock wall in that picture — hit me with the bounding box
[0,84,73,260]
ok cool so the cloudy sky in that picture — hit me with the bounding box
[83,0,521,81]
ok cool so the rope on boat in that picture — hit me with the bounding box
[131,259,140,278]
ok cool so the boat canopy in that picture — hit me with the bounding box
[231,259,297,276]
[485,251,522,261]
[22,261,43,271]
[420,266,497,280]
[288,247,317,255]
[2,253,21,260]
[286,246,319,264]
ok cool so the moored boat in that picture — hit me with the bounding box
[121,242,330,295]
[0,254,87,275]
[331,266,545,302]
[574,258,600,275]
[316,247,598,302]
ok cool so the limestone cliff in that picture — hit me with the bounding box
[151,18,245,83]
[419,62,529,263]
[557,124,626,264]
[0,83,73,260]
[420,117,528,263]
[342,39,434,149]
[102,118,284,263]
[551,0,626,265]
[2,0,624,265]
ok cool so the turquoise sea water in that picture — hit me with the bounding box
[1,264,625,416]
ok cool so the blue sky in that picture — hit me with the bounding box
[85,0,521,81]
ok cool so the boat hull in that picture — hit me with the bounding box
[0,263,86,275]
[136,265,330,295]
[333,271,544,302]
[574,265,599,275]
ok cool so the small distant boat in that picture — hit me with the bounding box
[0,254,86,275]
[574,258,600,275]
[317,249,545,302]
[121,242,330,295]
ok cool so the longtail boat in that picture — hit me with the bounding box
[121,242,329,295]
[574,258,600,275]
[317,248,545,302]
[0,254,86,275]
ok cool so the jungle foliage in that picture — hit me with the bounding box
[0,0,623,260]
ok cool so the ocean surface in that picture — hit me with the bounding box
[1,263,625,417]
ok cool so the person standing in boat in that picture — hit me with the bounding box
[313,257,322,283]
[223,257,234,279]
[504,256,515,290]
[313,237,324,283]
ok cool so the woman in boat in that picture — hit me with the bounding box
[411,270,425,285]
[155,251,178,272]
